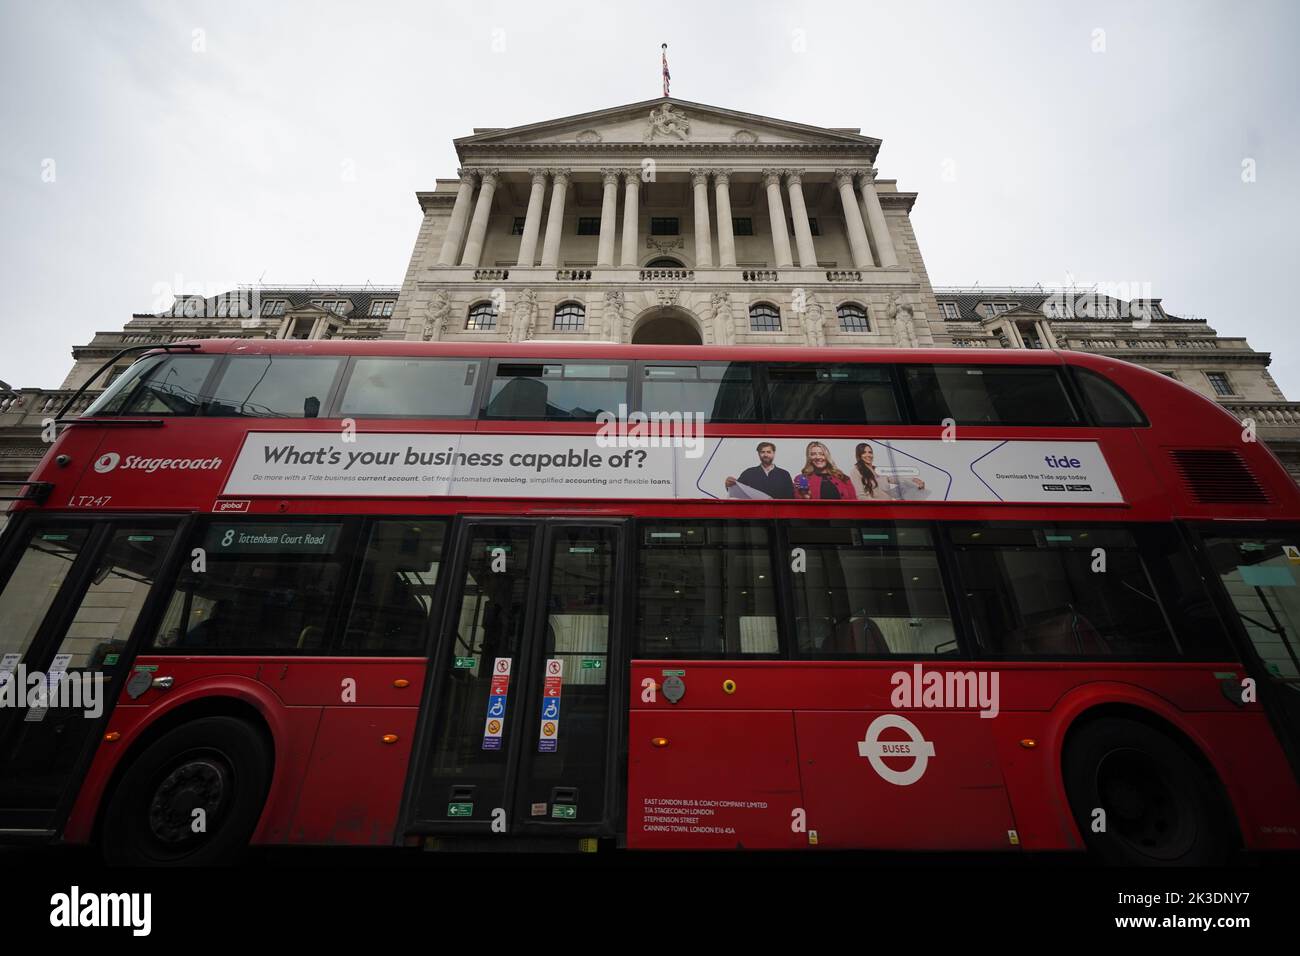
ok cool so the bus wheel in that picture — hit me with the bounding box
[100,716,272,866]
[1063,717,1232,866]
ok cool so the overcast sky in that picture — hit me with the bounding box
[2,0,1298,392]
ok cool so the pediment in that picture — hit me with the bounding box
[455,98,878,151]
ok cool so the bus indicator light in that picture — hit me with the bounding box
[393,679,410,688]
[1019,739,1037,749]
[651,737,669,748]
[382,734,398,744]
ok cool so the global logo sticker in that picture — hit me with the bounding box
[857,714,935,786]
[93,452,121,474]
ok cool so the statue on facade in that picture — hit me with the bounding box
[643,103,691,142]
[421,289,451,341]
[603,290,627,342]
[802,295,827,348]
[887,293,919,348]
[509,288,538,342]
[709,291,734,346]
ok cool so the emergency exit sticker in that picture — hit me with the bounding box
[482,657,511,750]
[538,658,563,752]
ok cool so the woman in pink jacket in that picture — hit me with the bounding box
[794,441,856,500]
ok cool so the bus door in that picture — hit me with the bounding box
[0,515,183,834]
[1196,528,1300,778]
[405,517,627,843]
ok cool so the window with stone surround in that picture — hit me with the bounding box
[553,302,586,331]
[1206,372,1235,396]
[369,300,395,317]
[651,217,679,236]
[466,301,498,331]
[511,217,526,235]
[576,217,600,236]
[836,303,869,332]
[749,303,782,332]
[939,302,960,320]
[732,217,753,236]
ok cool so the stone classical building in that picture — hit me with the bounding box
[3,96,1298,517]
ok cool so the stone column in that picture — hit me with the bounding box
[835,168,873,271]
[515,168,548,267]
[690,168,713,268]
[714,169,736,268]
[539,168,571,270]
[597,168,620,267]
[785,169,818,268]
[459,168,499,267]
[620,170,640,267]
[857,169,899,268]
[763,168,794,269]
[437,168,477,266]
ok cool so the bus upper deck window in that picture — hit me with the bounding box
[83,355,218,417]
[905,365,1080,426]
[205,356,344,418]
[485,362,629,421]
[641,364,756,422]
[766,364,902,424]
[1072,367,1146,426]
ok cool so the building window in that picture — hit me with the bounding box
[651,217,679,236]
[576,217,601,236]
[511,217,526,236]
[314,299,347,315]
[369,300,395,317]
[939,302,960,320]
[105,365,128,386]
[837,303,869,332]
[732,217,753,236]
[808,218,820,236]
[749,303,782,332]
[553,302,586,331]
[1206,372,1234,396]
[645,257,684,269]
[466,302,498,331]
[261,299,288,317]
[283,317,313,340]
[990,302,1018,315]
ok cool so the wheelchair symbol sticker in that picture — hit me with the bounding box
[857,714,935,786]
[541,698,560,720]
[487,696,506,718]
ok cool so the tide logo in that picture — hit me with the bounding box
[93,452,121,474]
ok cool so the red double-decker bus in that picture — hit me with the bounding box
[1,339,1298,865]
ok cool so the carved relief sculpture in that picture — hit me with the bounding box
[643,103,691,142]
[802,294,827,348]
[709,291,734,346]
[510,288,539,342]
[421,289,451,341]
[603,290,627,342]
[887,293,919,348]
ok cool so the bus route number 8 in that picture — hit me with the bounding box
[221,529,235,548]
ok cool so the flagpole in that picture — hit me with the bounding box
[661,43,670,97]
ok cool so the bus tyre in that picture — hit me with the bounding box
[1063,718,1232,866]
[100,716,272,866]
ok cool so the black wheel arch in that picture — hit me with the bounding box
[92,697,275,847]
[1060,702,1243,853]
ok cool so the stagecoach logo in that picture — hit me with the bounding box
[857,714,935,786]
[93,452,121,473]
[91,452,223,475]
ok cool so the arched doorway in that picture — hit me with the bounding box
[630,306,702,345]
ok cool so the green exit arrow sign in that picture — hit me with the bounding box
[447,803,474,817]
[581,659,603,669]
[551,804,577,820]
[453,657,476,669]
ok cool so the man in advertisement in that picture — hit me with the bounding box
[724,441,795,499]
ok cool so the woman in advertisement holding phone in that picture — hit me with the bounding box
[851,442,927,500]
[794,441,856,500]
